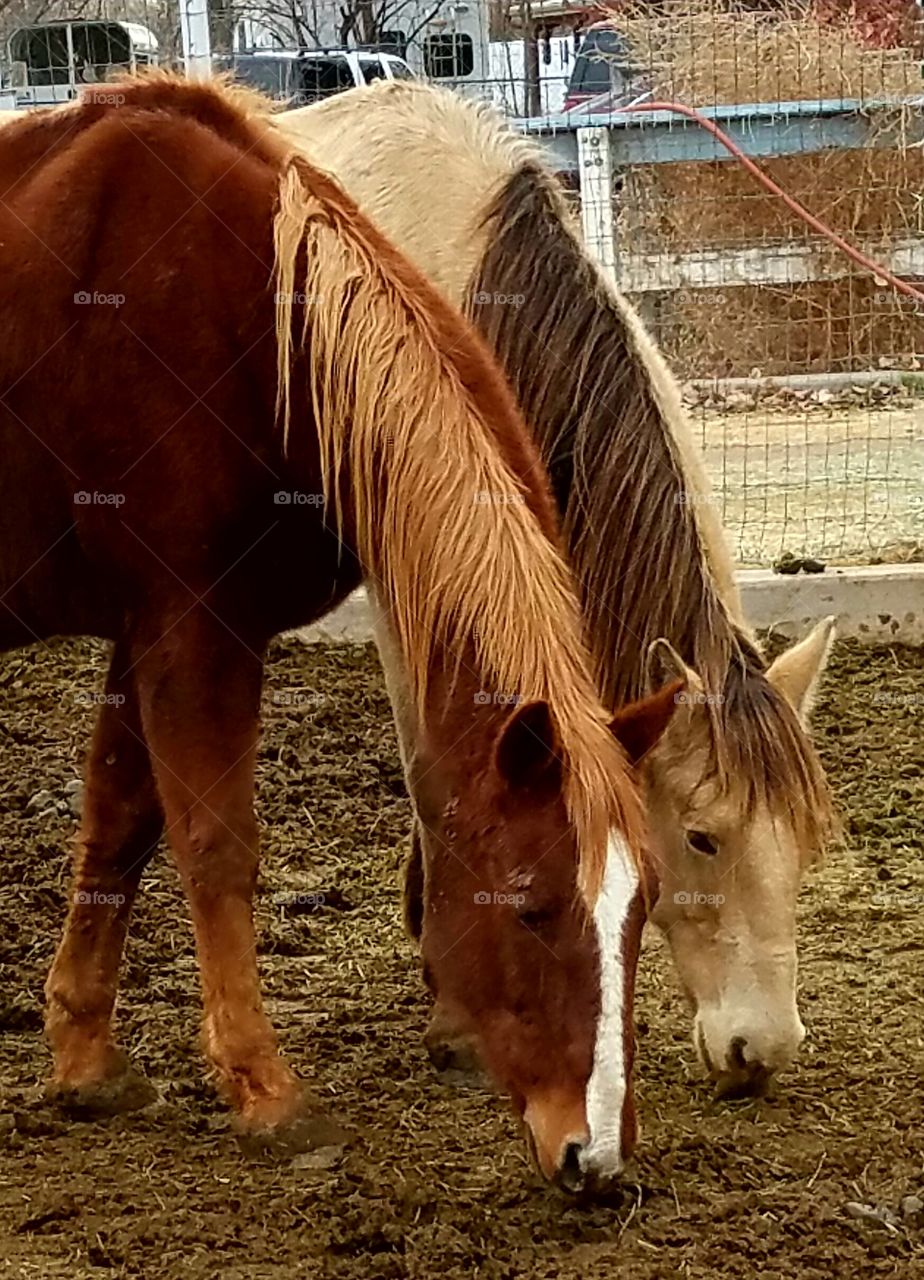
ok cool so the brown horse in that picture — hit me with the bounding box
[279,81,836,1097]
[0,76,676,1193]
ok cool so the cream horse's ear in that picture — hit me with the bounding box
[765,616,836,723]
[646,637,703,695]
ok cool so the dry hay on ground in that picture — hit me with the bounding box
[0,635,921,1277]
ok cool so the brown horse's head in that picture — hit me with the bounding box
[410,683,677,1196]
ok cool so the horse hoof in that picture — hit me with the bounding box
[235,1106,352,1160]
[46,1058,158,1118]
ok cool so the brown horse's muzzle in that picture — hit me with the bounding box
[524,1089,627,1198]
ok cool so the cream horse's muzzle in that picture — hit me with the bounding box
[695,1004,806,1097]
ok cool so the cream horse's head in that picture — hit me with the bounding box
[642,618,835,1096]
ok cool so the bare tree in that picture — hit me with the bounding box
[335,0,452,50]
[198,0,450,54]
[243,0,320,46]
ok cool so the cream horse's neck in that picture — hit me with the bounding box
[279,85,518,312]
[277,83,746,640]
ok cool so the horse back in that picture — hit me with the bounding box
[0,83,348,646]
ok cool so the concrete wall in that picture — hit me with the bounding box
[738,564,924,644]
[298,564,924,647]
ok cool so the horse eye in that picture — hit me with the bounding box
[518,905,554,929]
[687,830,719,856]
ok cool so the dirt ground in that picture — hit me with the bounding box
[0,635,921,1279]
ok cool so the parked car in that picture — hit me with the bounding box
[214,49,415,109]
[562,27,647,115]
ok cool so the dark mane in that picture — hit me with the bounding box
[465,163,832,855]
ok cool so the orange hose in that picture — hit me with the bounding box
[613,99,924,306]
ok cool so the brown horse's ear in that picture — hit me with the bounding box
[494,700,563,792]
[610,680,684,766]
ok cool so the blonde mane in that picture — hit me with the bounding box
[278,82,832,856]
[272,152,645,896]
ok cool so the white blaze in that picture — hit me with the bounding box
[581,830,639,1177]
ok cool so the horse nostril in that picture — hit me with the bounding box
[729,1036,748,1070]
[558,1141,586,1195]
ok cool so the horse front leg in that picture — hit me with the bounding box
[129,610,323,1149]
[45,640,163,1113]
[404,819,487,1086]
[401,822,424,941]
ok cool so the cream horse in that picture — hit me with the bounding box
[277,82,837,1098]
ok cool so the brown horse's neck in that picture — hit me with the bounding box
[273,154,650,895]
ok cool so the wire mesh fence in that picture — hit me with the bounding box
[601,1,924,567]
[0,0,921,567]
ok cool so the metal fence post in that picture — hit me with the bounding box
[179,0,212,79]
[577,125,616,285]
